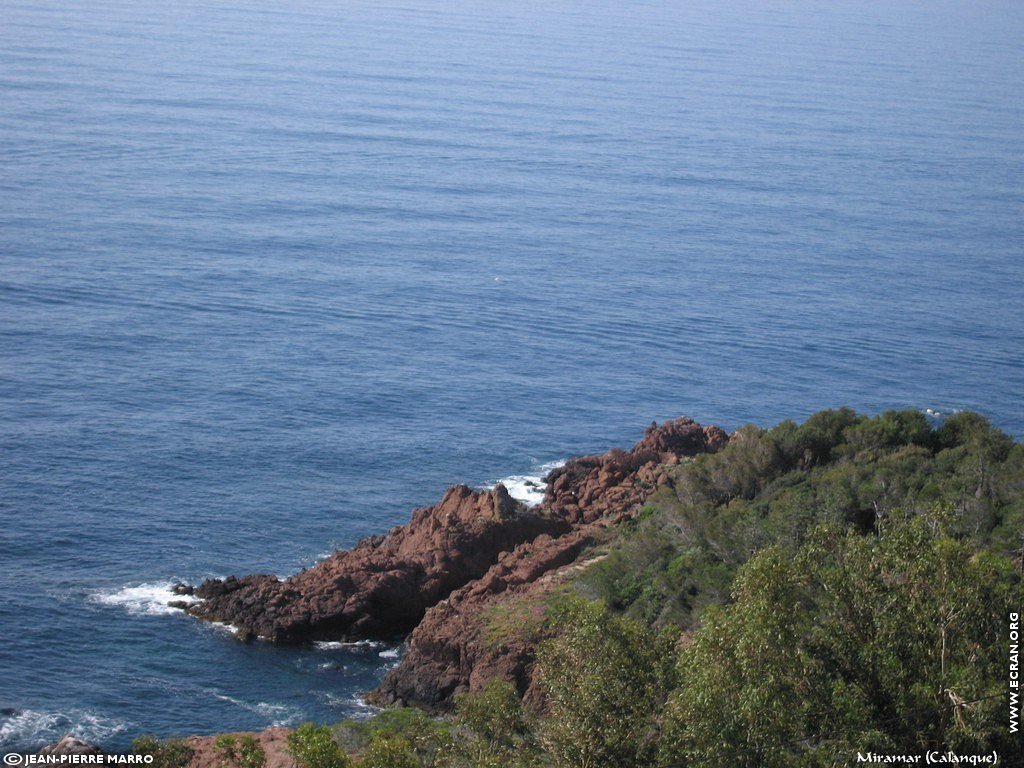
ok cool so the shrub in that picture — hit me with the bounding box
[131,736,194,768]
[580,408,1024,630]
[446,679,541,767]
[659,514,1021,766]
[214,734,265,768]
[535,598,677,768]
[287,723,350,768]
[355,734,418,768]
[334,709,453,767]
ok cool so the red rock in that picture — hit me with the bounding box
[186,484,567,643]
[373,417,726,709]
[185,728,292,768]
[180,417,725,708]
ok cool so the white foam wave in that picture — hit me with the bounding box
[343,696,381,720]
[254,703,301,726]
[378,648,400,659]
[313,639,385,651]
[923,407,963,420]
[312,692,381,719]
[313,691,347,708]
[90,581,199,616]
[490,459,565,506]
[211,695,301,727]
[0,709,127,750]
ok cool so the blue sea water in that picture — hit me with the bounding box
[1,0,1022,752]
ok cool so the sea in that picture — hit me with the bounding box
[1,0,1022,753]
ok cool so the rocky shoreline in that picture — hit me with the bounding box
[172,417,728,711]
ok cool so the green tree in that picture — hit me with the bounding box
[335,708,454,767]
[583,409,1024,629]
[214,735,266,768]
[287,723,350,768]
[455,680,528,751]
[131,736,194,768]
[659,513,1020,767]
[535,598,677,768]
[355,734,418,768]
[447,679,538,768]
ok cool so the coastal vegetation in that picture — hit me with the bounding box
[288,724,350,768]
[131,736,194,768]
[213,735,266,768]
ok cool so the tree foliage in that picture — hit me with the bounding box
[332,708,464,768]
[534,599,677,768]
[581,409,1024,628]
[131,736,194,768]
[659,513,1020,766]
[356,733,420,768]
[287,723,350,768]
[448,679,538,767]
[213,734,266,768]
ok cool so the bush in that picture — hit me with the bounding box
[535,598,677,768]
[580,408,1024,630]
[287,723,350,768]
[355,734,419,768]
[131,736,194,768]
[659,513,1022,766]
[214,734,265,768]
[335,709,454,768]
[447,679,538,767]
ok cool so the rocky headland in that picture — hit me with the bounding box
[175,417,728,709]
